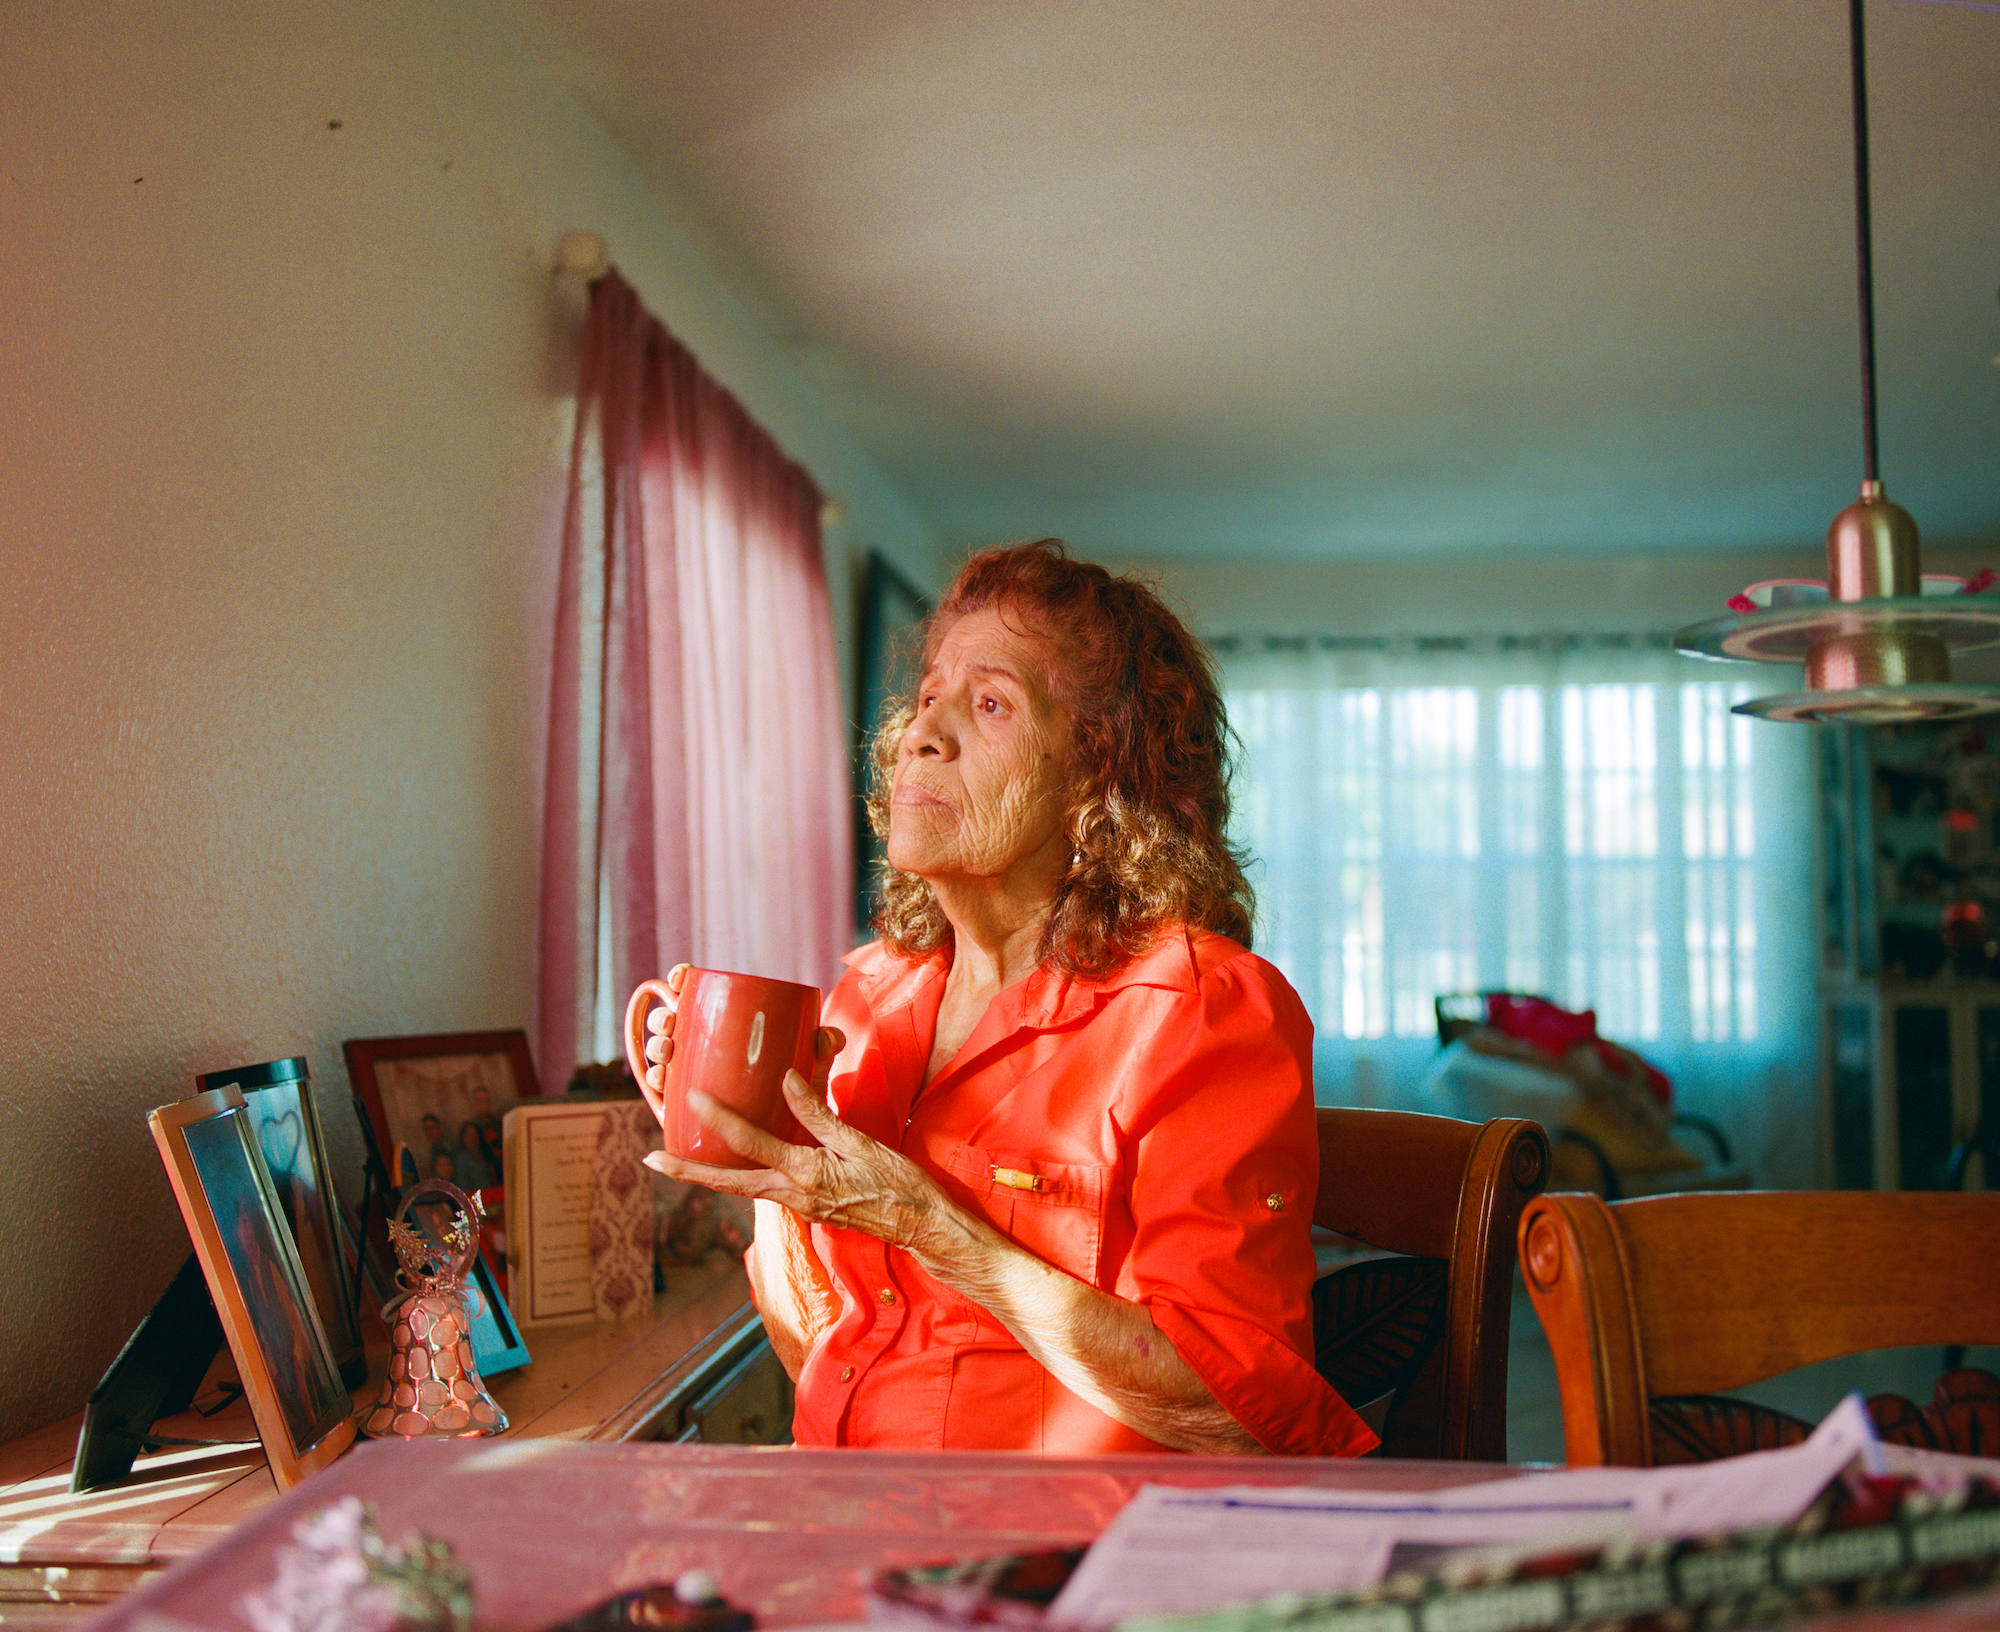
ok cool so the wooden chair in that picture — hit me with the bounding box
[1518,1189,2000,1466]
[1311,1107,1550,1461]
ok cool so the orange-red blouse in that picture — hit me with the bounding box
[759,927,1377,1457]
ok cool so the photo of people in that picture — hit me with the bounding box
[368,1049,518,1198]
[183,1108,350,1450]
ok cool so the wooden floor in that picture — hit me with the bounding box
[0,1258,755,1627]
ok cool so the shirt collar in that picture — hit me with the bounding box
[847,925,1202,1034]
[842,938,946,1018]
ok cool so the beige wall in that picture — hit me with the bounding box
[0,0,938,1439]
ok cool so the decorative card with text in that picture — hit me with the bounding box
[502,1103,612,1326]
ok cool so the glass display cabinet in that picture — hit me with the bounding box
[1820,722,2000,1190]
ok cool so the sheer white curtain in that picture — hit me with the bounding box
[1218,634,1821,1187]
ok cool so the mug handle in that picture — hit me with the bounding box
[624,977,678,1097]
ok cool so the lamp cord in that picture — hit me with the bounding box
[1848,0,1880,485]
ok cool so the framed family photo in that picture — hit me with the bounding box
[343,1029,538,1199]
[148,1087,355,1490]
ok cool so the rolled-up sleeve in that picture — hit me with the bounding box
[1121,955,1378,1458]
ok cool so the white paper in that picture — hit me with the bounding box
[1626,1390,1883,1541]
[1047,1394,1887,1630]
[1045,1491,1396,1627]
[1879,1441,2000,1483]
[1048,1481,1637,1629]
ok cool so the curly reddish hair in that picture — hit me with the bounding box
[866,539,1254,976]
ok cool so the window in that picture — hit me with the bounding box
[1218,636,1816,1183]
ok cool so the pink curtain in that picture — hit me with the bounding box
[538,270,853,1093]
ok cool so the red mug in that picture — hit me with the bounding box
[625,969,821,1168]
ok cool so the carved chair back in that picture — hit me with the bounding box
[1312,1108,1549,1461]
[1518,1189,2000,1465]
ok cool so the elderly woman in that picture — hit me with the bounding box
[640,541,1373,1457]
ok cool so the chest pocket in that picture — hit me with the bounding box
[938,1144,1110,1287]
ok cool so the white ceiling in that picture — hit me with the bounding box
[494,0,2000,562]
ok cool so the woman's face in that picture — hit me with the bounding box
[888,608,1072,893]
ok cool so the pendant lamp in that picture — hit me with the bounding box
[1673,0,2000,724]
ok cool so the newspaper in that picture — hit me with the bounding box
[1045,1394,1886,1629]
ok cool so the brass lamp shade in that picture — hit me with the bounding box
[1807,479,1949,696]
[1827,480,1920,602]
[1667,2,1998,723]
[1675,489,2000,724]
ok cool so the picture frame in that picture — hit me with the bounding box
[70,1253,226,1493]
[853,549,932,933]
[341,1093,408,1310]
[343,1029,538,1199]
[147,1087,356,1491]
[463,1243,532,1375]
[195,1056,368,1390]
[402,1193,531,1376]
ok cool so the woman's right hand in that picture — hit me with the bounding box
[634,962,692,1131]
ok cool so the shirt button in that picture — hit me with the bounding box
[839,1366,855,1382]
[877,1287,896,1305]
[1266,1193,1285,1212]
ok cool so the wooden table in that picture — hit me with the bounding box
[0,1261,762,1628]
[67,1439,2000,1632]
[82,1439,1515,1631]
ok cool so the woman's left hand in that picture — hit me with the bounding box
[641,1047,953,1259]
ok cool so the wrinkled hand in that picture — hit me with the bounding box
[641,1038,953,1259]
